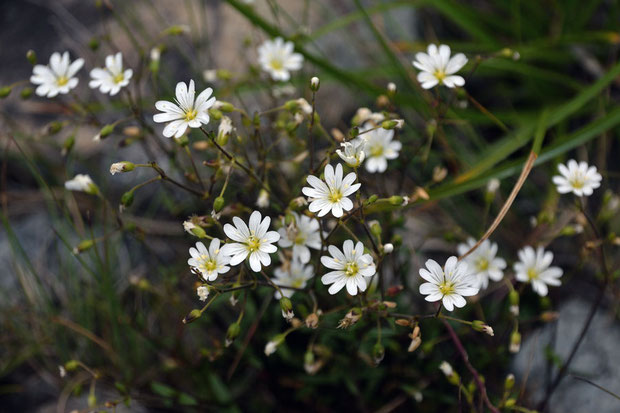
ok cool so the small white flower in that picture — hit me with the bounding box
[277,212,321,263]
[552,159,602,197]
[383,243,394,254]
[296,98,313,115]
[255,189,269,208]
[273,260,314,299]
[221,211,280,272]
[321,240,376,295]
[302,163,361,218]
[418,256,478,311]
[197,286,209,301]
[183,220,197,234]
[387,82,397,93]
[150,48,161,62]
[310,76,320,90]
[456,238,506,290]
[257,37,303,81]
[153,79,216,138]
[412,44,467,89]
[109,161,134,175]
[264,339,279,356]
[513,246,563,297]
[336,140,366,168]
[357,124,401,173]
[187,239,232,281]
[31,51,84,98]
[64,174,98,194]
[89,52,133,96]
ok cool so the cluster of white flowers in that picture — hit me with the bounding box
[31,51,133,98]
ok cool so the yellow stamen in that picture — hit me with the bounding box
[113,73,125,84]
[328,189,343,203]
[527,268,538,281]
[369,144,384,157]
[433,70,446,82]
[56,76,69,86]
[438,281,455,295]
[246,235,261,252]
[269,59,284,70]
[184,109,198,121]
[345,262,358,277]
[476,258,489,271]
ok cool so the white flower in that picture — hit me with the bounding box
[183,220,197,234]
[64,174,98,194]
[197,286,209,301]
[302,163,361,218]
[353,107,385,126]
[321,240,376,295]
[264,338,281,356]
[513,246,563,297]
[30,51,84,98]
[418,256,478,311]
[89,52,133,96]
[153,80,215,138]
[336,140,366,168]
[552,159,602,197]
[187,239,231,281]
[221,211,280,272]
[277,212,321,263]
[273,260,314,299]
[412,44,467,89]
[257,37,303,81]
[357,124,401,173]
[456,238,506,290]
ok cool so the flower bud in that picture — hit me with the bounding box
[310,76,320,91]
[264,334,285,356]
[164,25,189,36]
[215,101,235,112]
[439,361,460,385]
[64,360,80,372]
[48,121,63,135]
[280,297,294,321]
[367,195,378,204]
[504,373,515,392]
[372,343,385,365]
[208,108,223,121]
[369,220,382,237]
[472,320,494,336]
[95,124,114,141]
[255,189,269,208]
[225,322,241,347]
[387,82,396,96]
[337,308,362,329]
[349,126,360,138]
[389,195,404,205]
[20,87,33,99]
[383,243,394,254]
[88,37,99,51]
[408,336,422,352]
[120,191,134,209]
[509,330,521,353]
[213,196,225,213]
[182,309,202,324]
[26,49,37,65]
[109,161,135,175]
[391,234,402,248]
[61,135,75,156]
[381,119,404,130]
[432,166,448,183]
[73,239,95,254]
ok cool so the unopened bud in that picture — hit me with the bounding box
[20,87,33,99]
[369,220,381,236]
[472,320,494,336]
[280,297,294,321]
[381,119,404,130]
[310,76,320,91]
[433,166,448,183]
[26,50,37,65]
[372,343,385,365]
[389,195,404,205]
[383,243,394,254]
[48,121,63,135]
[367,194,378,204]
[225,322,241,346]
[213,196,225,213]
[64,360,80,372]
[182,309,202,324]
[208,108,223,121]
[264,334,284,356]
[504,373,515,392]
[73,239,95,254]
[439,361,460,385]
[96,124,114,140]
[408,336,422,352]
[215,101,235,113]
[62,135,75,156]
[387,82,396,96]
[88,37,99,51]
[509,331,521,353]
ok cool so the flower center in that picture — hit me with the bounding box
[527,268,539,281]
[476,258,489,271]
[113,73,125,84]
[269,59,284,70]
[294,232,306,245]
[569,177,585,189]
[438,281,455,295]
[56,76,69,86]
[247,235,261,252]
[328,188,343,203]
[184,109,198,121]
[345,261,359,277]
[433,69,446,82]
[200,256,218,272]
[369,144,384,157]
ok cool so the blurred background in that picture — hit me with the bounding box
[1,0,620,412]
